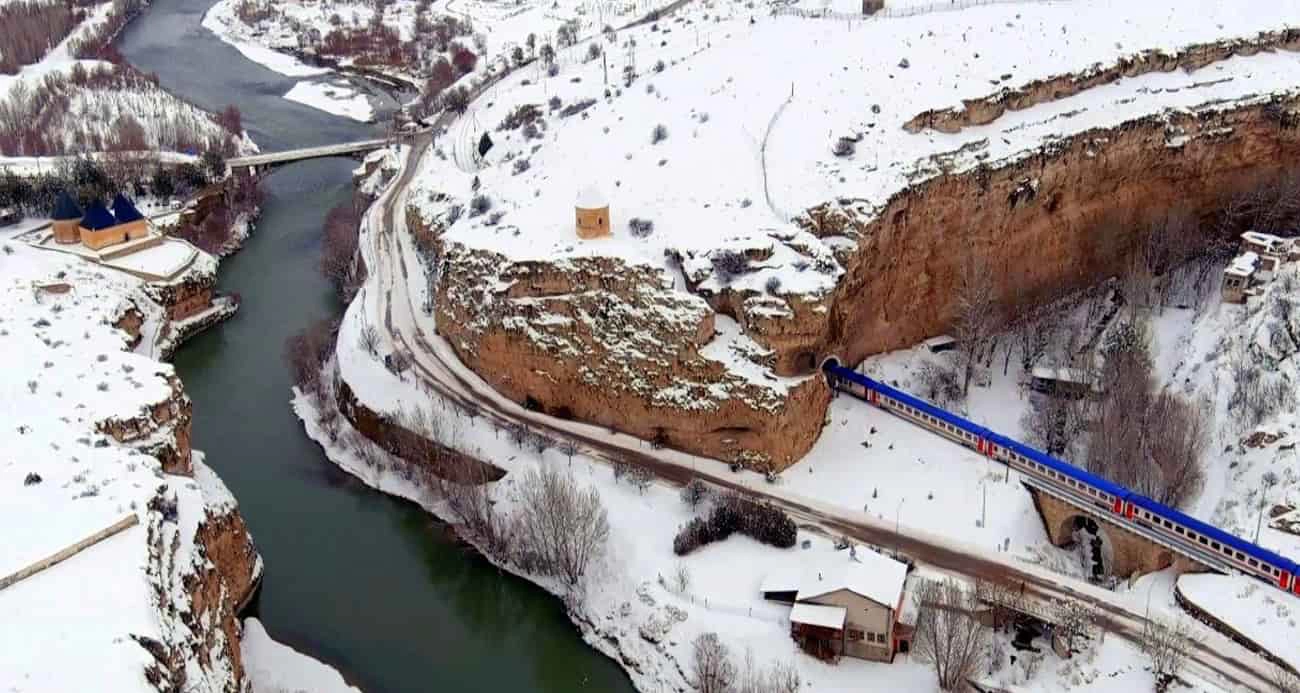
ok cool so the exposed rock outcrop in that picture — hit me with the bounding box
[818,93,1300,364]
[429,239,830,470]
[904,29,1300,134]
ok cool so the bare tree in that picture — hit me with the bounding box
[530,432,555,457]
[1141,617,1192,692]
[358,324,380,356]
[439,456,508,555]
[1052,599,1099,656]
[507,422,530,447]
[690,633,737,693]
[952,251,996,396]
[681,478,710,510]
[558,439,580,464]
[514,466,609,585]
[1270,663,1300,693]
[627,465,654,494]
[912,578,988,691]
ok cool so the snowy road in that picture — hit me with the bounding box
[352,118,1283,693]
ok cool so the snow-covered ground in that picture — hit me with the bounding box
[0,235,257,692]
[284,78,375,121]
[1179,573,1300,673]
[241,618,363,693]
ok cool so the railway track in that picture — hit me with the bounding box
[351,101,1281,693]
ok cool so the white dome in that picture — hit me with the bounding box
[576,184,608,209]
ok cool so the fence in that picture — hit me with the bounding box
[773,0,1070,22]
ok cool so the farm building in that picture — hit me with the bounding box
[761,550,911,663]
[575,185,610,240]
[51,192,150,250]
[1223,231,1298,303]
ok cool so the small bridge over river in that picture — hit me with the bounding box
[228,138,392,176]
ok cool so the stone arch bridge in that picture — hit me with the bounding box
[1029,485,1206,579]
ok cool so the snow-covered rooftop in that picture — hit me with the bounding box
[576,184,609,210]
[789,601,848,629]
[761,550,908,608]
[1227,251,1260,278]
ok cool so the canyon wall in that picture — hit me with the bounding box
[427,238,830,471]
[815,94,1300,365]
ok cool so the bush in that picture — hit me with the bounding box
[498,103,541,131]
[512,158,530,175]
[559,98,596,118]
[443,86,470,114]
[765,276,782,294]
[654,59,666,73]
[673,493,796,555]
[832,137,855,157]
[651,123,669,145]
[469,194,491,217]
[710,250,749,284]
[548,95,562,111]
[628,217,654,238]
[586,42,602,61]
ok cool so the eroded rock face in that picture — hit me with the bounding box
[185,504,261,687]
[430,238,830,469]
[820,95,1300,363]
[904,29,1300,134]
[97,374,194,475]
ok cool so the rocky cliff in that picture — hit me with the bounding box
[429,236,830,470]
[817,93,1300,364]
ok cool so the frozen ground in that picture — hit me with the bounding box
[241,618,363,693]
[284,79,376,121]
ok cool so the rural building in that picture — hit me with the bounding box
[761,550,911,663]
[1223,231,1298,303]
[51,192,83,244]
[1030,366,1097,398]
[575,185,610,239]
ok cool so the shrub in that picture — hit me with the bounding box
[586,42,602,61]
[673,493,796,555]
[512,158,530,175]
[832,137,855,157]
[651,123,669,144]
[711,250,749,283]
[628,217,654,238]
[498,103,541,131]
[521,122,540,140]
[445,203,463,225]
[765,276,782,294]
[654,59,666,73]
[469,194,491,217]
[559,98,596,118]
[548,95,562,111]
[485,211,504,226]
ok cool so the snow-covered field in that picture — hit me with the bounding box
[1180,573,1300,673]
[0,234,256,692]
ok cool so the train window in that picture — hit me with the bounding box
[1175,527,1185,535]
[1211,542,1221,551]
[1235,551,1244,561]
[1249,558,1258,568]
[1198,537,1208,545]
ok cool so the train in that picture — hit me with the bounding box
[822,360,1300,596]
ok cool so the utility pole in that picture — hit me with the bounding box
[894,498,905,560]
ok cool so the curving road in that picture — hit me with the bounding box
[352,109,1280,693]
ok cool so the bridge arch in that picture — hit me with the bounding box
[1055,514,1115,581]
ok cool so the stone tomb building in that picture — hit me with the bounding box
[51,192,149,250]
[574,185,610,239]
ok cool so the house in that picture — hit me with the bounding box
[0,206,19,227]
[761,550,911,663]
[1223,231,1298,303]
[1030,366,1097,398]
[923,335,957,354]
